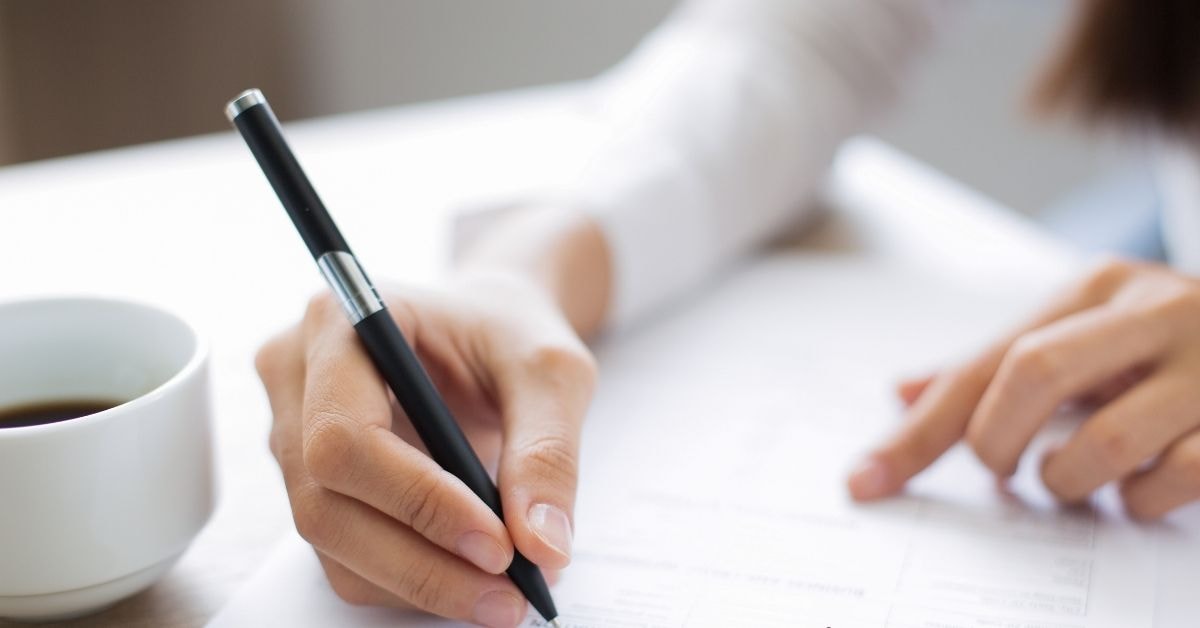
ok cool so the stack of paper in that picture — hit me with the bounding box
[212,251,1194,627]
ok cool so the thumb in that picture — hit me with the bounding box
[493,344,596,570]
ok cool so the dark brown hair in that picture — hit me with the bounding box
[1034,0,1200,134]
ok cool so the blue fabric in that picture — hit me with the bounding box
[1037,167,1166,262]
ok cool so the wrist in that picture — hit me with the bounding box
[455,205,612,338]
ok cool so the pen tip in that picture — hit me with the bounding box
[548,619,563,627]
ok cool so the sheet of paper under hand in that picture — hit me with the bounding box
[210,259,1180,628]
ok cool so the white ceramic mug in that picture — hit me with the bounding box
[0,297,216,621]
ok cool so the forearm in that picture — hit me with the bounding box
[454,205,613,340]
[462,0,944,335]
[554,0,945,326]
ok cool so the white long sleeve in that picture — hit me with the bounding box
[569,0,946,326]
[1159,142,1200,275]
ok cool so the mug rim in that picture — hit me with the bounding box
[0,295,208,439]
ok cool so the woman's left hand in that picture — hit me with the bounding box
[848,258,1200,519]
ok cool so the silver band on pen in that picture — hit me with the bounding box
[316,251,385,323]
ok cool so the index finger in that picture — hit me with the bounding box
[848,259,1132,500]
[849,356,1000,499]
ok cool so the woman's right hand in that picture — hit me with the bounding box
[254,271,597,627]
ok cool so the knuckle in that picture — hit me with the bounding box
[292,484,340,548]
[1091,427,1135,471]
[305,290,340,322]
[401,558,451,612]
[1082,258,1134,296]
[387,297,422,338]
[254,328,300,383]
[516,432,579,487]
[526,344,596,382]
[303,412,361,485]
[522,344,599,407]
[394,470,447,536]
[1005,337,1062,391]
[302,292,354,341]
[268,426,286,463]
[253,342,280,380]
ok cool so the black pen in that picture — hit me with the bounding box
[225,88,561,627]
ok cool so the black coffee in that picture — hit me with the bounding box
[0,399,123,429]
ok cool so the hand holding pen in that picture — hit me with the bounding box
[231,90,596,627]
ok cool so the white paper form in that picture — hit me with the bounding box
[211,257,1170,628]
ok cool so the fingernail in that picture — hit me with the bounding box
[472,591,525,628]
[848,456,892,500]
[456,531,511,574]
[528,503,573,559]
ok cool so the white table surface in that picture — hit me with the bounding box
[1,85,1191,627]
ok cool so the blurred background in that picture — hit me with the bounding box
[0,0,1149,233]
